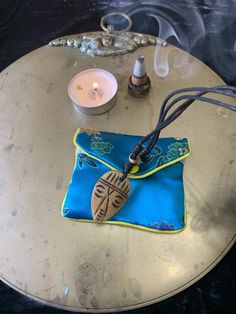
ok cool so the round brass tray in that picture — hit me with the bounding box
[0,34,235,312]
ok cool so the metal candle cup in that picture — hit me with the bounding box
[68,69,118,115]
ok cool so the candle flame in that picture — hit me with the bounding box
[91,82,103,101]
[93,82,99,91]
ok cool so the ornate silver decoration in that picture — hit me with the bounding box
[49,11,167,56]
[48,32,166,57]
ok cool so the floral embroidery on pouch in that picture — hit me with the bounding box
[148,221,176,231]
[77,154,98,169]
[145,145,162,164]
[91,141,114,155]
[79,128,114,155]
[143,140,189,168]
[167,142,189,159]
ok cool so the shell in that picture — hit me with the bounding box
[91,171,130,222]
[149,37,157,45]
[59,39,67,46]
[102,35,113,47]
[140,37,149,46]
[67,39,74,47]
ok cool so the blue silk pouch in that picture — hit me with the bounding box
[62,128,191,233]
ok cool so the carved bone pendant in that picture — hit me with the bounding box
[91,171,130,222]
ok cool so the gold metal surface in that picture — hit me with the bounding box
[0,39,235,312]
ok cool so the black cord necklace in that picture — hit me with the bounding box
[122,85,236,178]
[91,85,236,222]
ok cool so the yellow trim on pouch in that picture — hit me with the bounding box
[63,198,187,234]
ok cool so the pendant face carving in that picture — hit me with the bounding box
[91,171,130,222]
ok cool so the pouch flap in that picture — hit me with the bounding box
[74,128,191,178]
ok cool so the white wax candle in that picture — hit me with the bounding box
[68,69,118,111]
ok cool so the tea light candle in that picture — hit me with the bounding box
[68,69,118,115]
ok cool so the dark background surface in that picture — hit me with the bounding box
[0,0,235,313]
